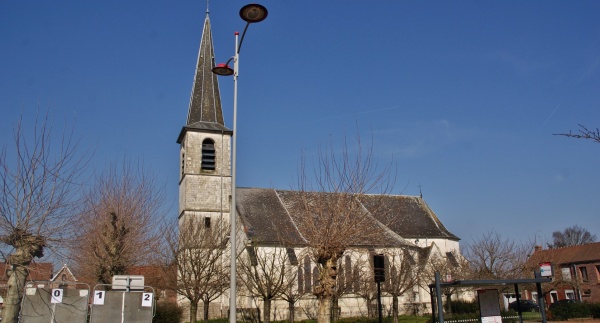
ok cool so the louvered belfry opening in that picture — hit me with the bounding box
[201,139,216,170]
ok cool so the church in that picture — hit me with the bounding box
[176,10,465,322]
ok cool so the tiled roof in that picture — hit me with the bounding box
[236,188,458,247]
[526,242,600,267]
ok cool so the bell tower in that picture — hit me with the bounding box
[177,12,232,227]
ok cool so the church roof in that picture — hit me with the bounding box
[236,188,459,247]
[178,13,230,143]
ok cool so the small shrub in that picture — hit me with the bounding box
[590,303,600,319]
[549,302,591,321]
[153,301,183,323]
[449,300,479,314]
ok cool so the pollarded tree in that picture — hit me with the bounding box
[292,135,396,323]
[548,225,596,248]
[71,161,166,285]
[0,112,88,323]
[238,245,298,323]
[161,216,229,323]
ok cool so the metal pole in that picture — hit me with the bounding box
[514,283,522,323]
[377,281,382,323]
[229,31,239,323]
[535,271,547,323]
[430,286,436,323]
[435,272,445,323]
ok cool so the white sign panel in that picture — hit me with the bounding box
[93,291,106,305]
[141,293,153,307]
[540,262,553,277]
[478,289,502,323]
[51,289,63,304]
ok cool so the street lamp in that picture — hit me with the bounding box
[212,4,268,323]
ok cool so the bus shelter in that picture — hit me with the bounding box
[429,271,552,323]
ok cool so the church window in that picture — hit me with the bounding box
[246,246,258,266]
[304,256,312,292]
[204,217,211,229]
[287,248,298,266]
[201,139,216,170]
[181,151,185,177]
[297,267,304,294]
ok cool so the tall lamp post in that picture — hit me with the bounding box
[212,4,268,323]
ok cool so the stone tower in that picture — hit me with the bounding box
[177,12,232,228]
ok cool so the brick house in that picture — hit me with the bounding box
[524,242,600,304]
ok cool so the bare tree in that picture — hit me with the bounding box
[419,250,468,315]
[382,248,419,323]
[554,124,600,143]
[161,217,229,323]
[292,135,396,323]
[0,112,88,323]
[280,262,306,323]
[548,225,597,248]
[463,231,529,280]
[354,255,378,319]
[238,245,297,323]
[71,161,166,285]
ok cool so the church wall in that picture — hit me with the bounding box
[181,132,231,177]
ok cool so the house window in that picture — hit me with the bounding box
[201,139,216,170]
[532,292,538,303]
[583,289,592,297]
[550,291,558,303]
[204,217,211,229]
[565,290,575,300]
[580,266,589,282]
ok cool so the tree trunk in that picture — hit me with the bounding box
[445,294,452,315]
[331,296,339,322]
[1,264,29,323]
[392,294,399,323]
[264,298,272,323]
[318,297,332,323]
[203,299,210,323]
[288,300,295,323]
[189,300,198,323]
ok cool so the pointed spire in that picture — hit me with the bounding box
[186,13,225,126]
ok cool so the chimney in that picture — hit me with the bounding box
[534,245,543,253]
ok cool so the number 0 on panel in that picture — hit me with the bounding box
[51,289,63,304]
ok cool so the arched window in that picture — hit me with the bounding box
[304,256,312,292]
[201,139,216,170]
[297,267,304,294]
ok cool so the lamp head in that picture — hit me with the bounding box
[239,4,268,23]
[212,63,234,76]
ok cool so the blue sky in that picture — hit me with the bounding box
[2,1,599,247]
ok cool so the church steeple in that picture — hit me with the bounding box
[186,13,225,127]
